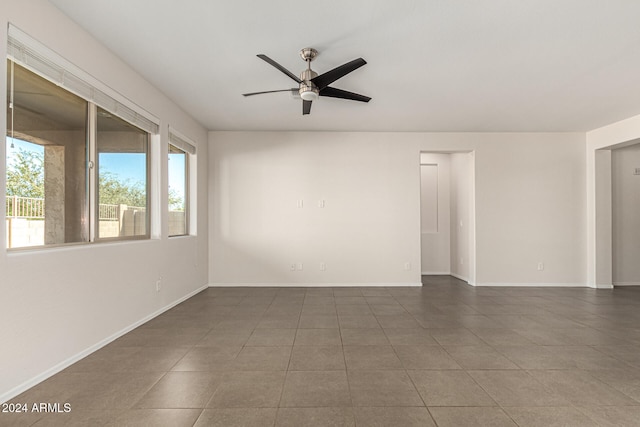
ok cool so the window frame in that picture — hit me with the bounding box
[168,143,189,237]
[93,105,152,242]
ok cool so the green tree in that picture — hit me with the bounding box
[168,187,184,211]
[99,170,147,207]
[6,147,44,198]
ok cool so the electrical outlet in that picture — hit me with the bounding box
[318,200,325,208]
[320,262,326,271]
[290,263,296,271]
[297,263,304,271]
[537,262,544,271]
[404,262,411,271]
[155,278,162,292]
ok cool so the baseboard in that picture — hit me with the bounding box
[0,283,208,404]
[421,271,451,275]
[473,282,587,287]
[592,283,615,289]
[209,282,422,287]
[449,272,470,283]
[614,282,640,287]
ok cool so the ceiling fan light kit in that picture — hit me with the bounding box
[243,47,371,115]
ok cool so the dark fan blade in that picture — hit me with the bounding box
[311,58,367,89]
[319,87,371,103]
[243,88,297,97]
[303,100,312,115]
[257,54,301,84]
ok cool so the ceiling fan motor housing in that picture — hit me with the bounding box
[299,68,319,101]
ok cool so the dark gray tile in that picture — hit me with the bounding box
[25,410,115,426]
[246,328,296,346]
[298,315,339,329]
[337,315,380,329]
[135,372,220,409]
[575,406,640,427]
[429,328,485,346]
[289,346,345,371]
[353,407,435,427]
[336,304,372,315]
[376,314,421,328]
[256,316,300,329]
[370,304,408,315]
[280,371,351,407]
[294,329,341,346]
[334,296,367,305]
[276,408,355,427]
[408,370,496,406]
[504,406,599,427]
[207,371,285,408]
[527,369,639,406]
[471,328,535,346]
[59,372,165,410]
[194,408,277,427]
[467,370,570,407]
[171,346,241,371]
[340,328,389,345]
[107,409,202,427]
[444,345,520,370]
[587,368,640,401]
[197,329,253,347]
[348,370,423,407]
[384,328,438,345]
[429,407,517,427]
[228,346,291,371]
[343,346,403,370]
[393,345,461,369]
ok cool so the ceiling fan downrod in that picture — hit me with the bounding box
[299,48,319,101]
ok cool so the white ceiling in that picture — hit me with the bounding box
[49,0,640,132]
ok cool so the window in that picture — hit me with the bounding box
[97,108,149,239]
[6,59,153,249]
[6,61,89,248]
[168,144,188,236]
[167,128,196,237]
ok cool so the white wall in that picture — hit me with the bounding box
[450,152,473,282]
[209,131,586,287]
[0,0,209,401]
[612,143,640,285]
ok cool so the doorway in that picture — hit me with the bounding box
[612,143,640,286]
[419,152,476,285]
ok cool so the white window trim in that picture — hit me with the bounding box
[7,23,159,134]
[168,127,197,155]
[168,126,197,236]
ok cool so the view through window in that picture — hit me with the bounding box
[6,60,88,248]
[168,144,187,236]
[97,107,149,239]
[5,60,151,248]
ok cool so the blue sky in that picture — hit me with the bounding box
[99,152,146,183]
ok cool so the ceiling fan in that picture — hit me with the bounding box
[243,48,371,115]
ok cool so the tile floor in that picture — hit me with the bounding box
[4,276,640,426]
